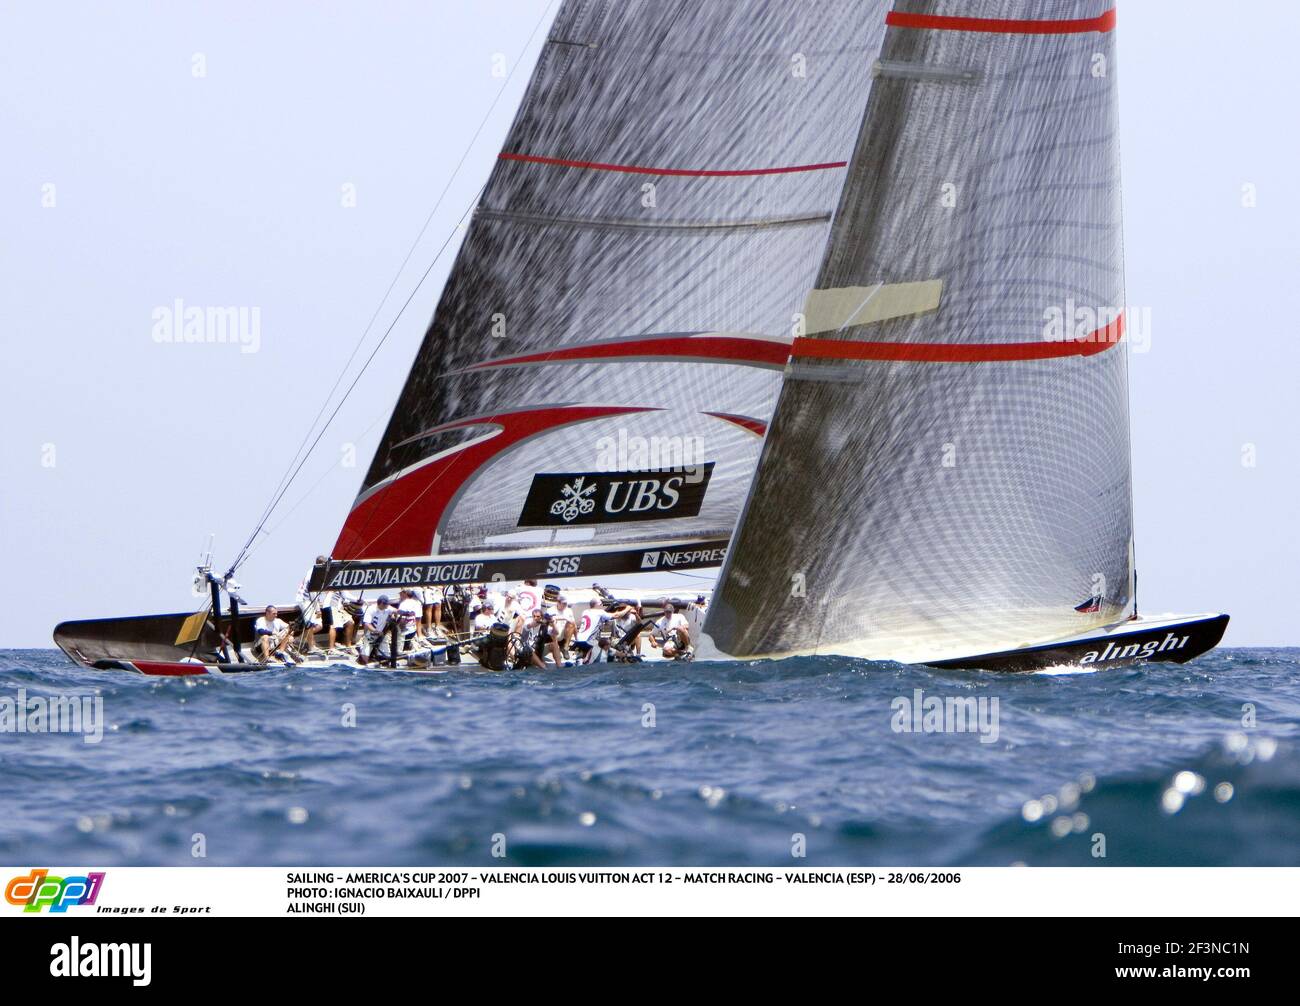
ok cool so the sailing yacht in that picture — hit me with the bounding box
[54,1,1228,675]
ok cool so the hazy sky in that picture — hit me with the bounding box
[1,1,1296,648]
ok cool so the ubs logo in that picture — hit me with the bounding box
[548,476,599,522]
[519,466,714,527]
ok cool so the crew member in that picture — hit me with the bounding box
[651,601,691,659]
[614,600,644,658]
[421,584,443,638]
[573,597,634,663]
[397,588,423,651]
[321,589,355,653]
[472,600,498,634]
[359,595,395,665]
[253,605,294,664]
[550,595,576,655]
[513,609,552,669]
[514,580,541,614]
[294,576,324,655]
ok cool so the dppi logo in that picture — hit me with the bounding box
[5,869,104,913]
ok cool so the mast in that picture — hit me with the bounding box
[316,1,891,590]
[704,1,1133,662]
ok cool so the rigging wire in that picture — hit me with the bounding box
[225,0,561,578]
[301,0,724,601]
[274,0,724,618]
[228,187,484,578]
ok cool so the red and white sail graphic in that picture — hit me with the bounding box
[329,1,891,573]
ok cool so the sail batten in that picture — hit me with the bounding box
[497,152,851,177]
[473,206,834,234]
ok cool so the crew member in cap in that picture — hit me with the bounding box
[472,600,497,634]
[359,594,394,664]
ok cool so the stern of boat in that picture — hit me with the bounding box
[925,612,1230,673]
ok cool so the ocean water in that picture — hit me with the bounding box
[1,647,1296,866]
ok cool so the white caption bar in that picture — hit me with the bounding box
[5,867,1297,917]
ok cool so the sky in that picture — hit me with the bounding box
[1,1,1296,648]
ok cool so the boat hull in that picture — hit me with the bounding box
[80,657,457,677]
[54,609,1229,677]
[53,607,300,668]
[925,613,1230,673]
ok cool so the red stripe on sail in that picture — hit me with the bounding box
[333,406,655,561]
[705,413,768,437]
[792,313,1124,364]
[885,9,1117,35]
[460,335,794,373]
[498,152,848,177]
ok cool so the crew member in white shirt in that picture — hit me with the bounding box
[513,580,541,615]
[483,583,506,613]
[573,597,634,663]
[360,595,395,664]
[294,577,324,654]
[549,596,576,654]
[397,588,423,651]
[253,606,293,664]
[501,588,520,627]
[651,602,691,659]
[472,601,498,634]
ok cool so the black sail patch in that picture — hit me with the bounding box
[518,465,714,526]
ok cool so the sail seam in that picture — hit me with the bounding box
[498,152,848,177]
[475,207,832,233]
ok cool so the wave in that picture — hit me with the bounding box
[959,734,1300,866]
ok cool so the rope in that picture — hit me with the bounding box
[226,0,561,578]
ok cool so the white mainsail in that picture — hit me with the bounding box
[321,1,890,588]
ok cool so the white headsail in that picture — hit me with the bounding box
[704,1,1133,661]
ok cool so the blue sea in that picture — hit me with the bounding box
[1,648,1296,866]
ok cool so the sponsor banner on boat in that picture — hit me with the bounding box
[309,540,730,591]
[517,465,715,527]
